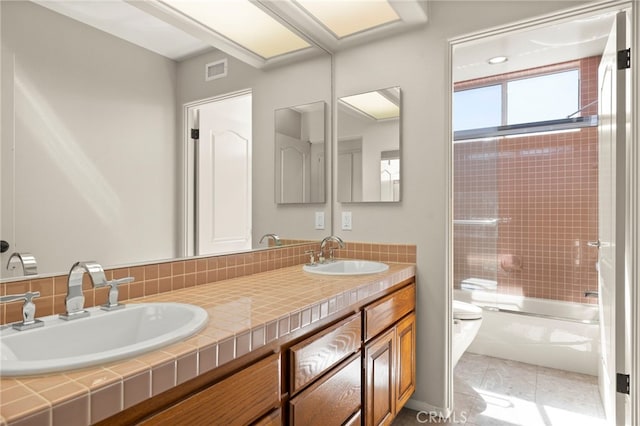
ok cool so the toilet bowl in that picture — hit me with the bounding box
[452,300,483,367]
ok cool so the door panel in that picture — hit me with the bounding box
[195,93,252,255]
[395,313,416,409]
[365,328,395,426]
[597,11,629,425]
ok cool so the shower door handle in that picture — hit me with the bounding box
[587,240,601,248]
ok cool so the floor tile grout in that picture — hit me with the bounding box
[393,353,606,426]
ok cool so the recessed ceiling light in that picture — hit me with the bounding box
[487,56,508,65]
[295,0,400,39]
[160,0,310,59]
[340,91,399,120]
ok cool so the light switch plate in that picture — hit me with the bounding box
[342,211,352,230]
[315,212,325,230]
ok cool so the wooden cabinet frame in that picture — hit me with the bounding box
[99,278,416,426]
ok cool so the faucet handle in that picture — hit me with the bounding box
[0,291,44,331]
[101,277,134,311]
[328,247,338,261]
[304,250,317,266]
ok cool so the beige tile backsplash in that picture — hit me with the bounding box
[1,241,416,325]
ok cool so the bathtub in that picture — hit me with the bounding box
[455,289,600,375]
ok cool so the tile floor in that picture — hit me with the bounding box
[393,353,607,426]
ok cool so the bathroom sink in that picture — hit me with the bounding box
[0,303,208,376]
[303,260,389,276]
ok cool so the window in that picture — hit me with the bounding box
[507,70,579,124]
[453,84,502,131]
[454,69,580,132]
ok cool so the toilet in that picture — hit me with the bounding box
[452,300,483,367]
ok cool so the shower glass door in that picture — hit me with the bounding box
[452,59,600,314]
[452,138,499,305]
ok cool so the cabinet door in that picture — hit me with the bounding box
[364,328,395,426]
[395,313,416,410]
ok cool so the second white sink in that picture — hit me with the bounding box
[0,302,208,376]
[303,260,389,275]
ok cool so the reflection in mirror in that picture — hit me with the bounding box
[337,87,401,203]
[0,1,331,279]
[275,102,326,204]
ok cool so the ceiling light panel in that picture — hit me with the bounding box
[295,0,400,39]
[341,91,399,120]
[160,0,310,59]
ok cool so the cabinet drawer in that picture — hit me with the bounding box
[144,354,280,425]
[253,408,281,426]
[290,313,361,394]
[289,353,361,426]
[364,282,415,341]
[344,410,361,426]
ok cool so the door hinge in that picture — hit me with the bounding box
[617,373,630,394]
[190,128,199,140]
[617,48,631,70]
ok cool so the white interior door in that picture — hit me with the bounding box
[597,11,630,425]
[276,133,309,203]
[194,92,252,255]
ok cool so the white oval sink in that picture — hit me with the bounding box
[0,303,208,376]
[303,260,389,275]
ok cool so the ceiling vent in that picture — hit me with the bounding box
[205,59,228,81]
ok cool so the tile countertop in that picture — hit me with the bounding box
[0,262,416,426]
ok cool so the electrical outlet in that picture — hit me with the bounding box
[342,211,352,230]
[315,212,325,230]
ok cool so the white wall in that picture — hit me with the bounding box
[176,51,332,245]
[333,0,591,412]
[0,1,177,276]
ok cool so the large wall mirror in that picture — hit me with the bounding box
[337,87,401,203]
[0,1,331,279]
[275,102,326,204]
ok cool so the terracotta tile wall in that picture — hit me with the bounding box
[453,140,499,289]
[0,241,416,325]
[454,56,600,304]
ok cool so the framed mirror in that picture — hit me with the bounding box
[337,87,401,203]
[275,101,326,204]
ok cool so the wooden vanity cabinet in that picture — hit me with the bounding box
[106,278,416,426]
[363,282,416,426]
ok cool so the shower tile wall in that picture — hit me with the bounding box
[454,56,600,304]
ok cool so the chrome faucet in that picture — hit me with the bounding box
[259,233,282,246]
[6,252,38,276]
[0,291,44,330]
[60,261,108,320]
[320,236,345,262]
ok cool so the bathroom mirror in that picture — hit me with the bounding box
[337,87,401,203]
[0,1,331,279]
[275,101,326,204]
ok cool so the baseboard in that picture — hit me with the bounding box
[404,398,452,420]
